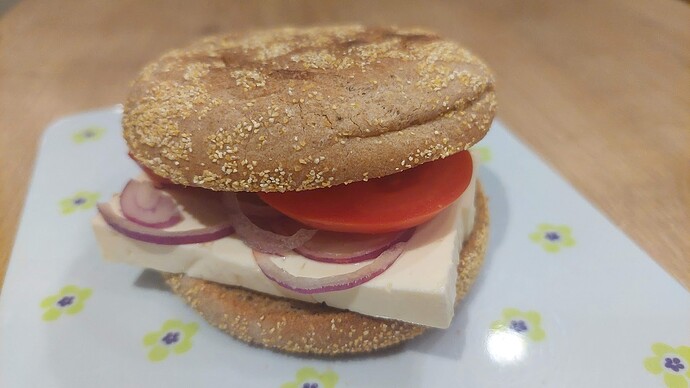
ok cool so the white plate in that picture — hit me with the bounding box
[1,107,688,388]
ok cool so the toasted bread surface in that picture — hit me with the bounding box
[125,26,496,192]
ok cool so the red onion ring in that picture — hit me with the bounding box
[119,180,182,228]
[97,203,234,245]
[295,228,415,264]
[224,193,316,255]
[253,242,406,294]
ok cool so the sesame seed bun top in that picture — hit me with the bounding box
[124,25,496,192]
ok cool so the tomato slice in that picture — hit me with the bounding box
[259,151,473,233]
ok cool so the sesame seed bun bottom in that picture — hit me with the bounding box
[163,182,489,356]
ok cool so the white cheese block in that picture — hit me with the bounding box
[92,157,478,328]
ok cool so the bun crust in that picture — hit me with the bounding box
[162,182,489,356]
[124,25,496,192]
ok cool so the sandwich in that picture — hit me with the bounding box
[92,25,496,355]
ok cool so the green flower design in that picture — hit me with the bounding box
[644,343,690,388]
[281,367,339,388]
[40,285,92,321]
[59,191,100,215]
[142,320,199,362]
[491,308,545,342]
[72,126,106,143]
[473,146,492,162]
[529,223,575,253]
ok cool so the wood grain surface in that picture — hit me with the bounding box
[1,0,688,290]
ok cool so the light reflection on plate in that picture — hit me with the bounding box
[486,330,527,364]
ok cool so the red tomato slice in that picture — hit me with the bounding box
[259,151,473,233]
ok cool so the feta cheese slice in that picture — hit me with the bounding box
[92,159,477,328]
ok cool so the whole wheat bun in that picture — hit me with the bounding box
[162,182,489,356]
[124,25,496,192]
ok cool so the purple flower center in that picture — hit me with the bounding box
[56,296,75,307]
[544,231,560,242]
[73,197,86,205]
[161,331,180,345]
[509,319,528,333]
[302,383,319,388]
[665,357,685,373]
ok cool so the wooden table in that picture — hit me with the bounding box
[1,0,688,290]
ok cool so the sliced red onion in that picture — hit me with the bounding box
[295,228,415,264]
[97,203,234,245]
[120,180,181,228]
[224,193,316,255]
[254,242,406,294]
